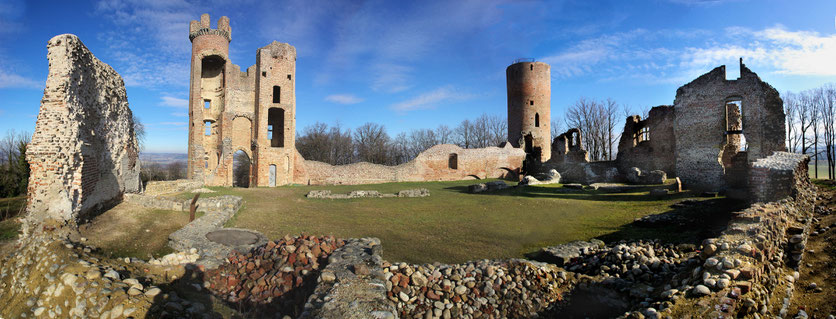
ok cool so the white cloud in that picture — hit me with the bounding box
[94,0,197,88]
[159,96,188,108]
[371,63,413,93]
[160,121,187,126]
[325,94,364,105]
[681,27,836,76]
[390,86,474,112]
[541,25,836,85]
[0,70,41,89]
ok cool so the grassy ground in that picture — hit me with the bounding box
[174,180,733,264]
[79,202,203,259]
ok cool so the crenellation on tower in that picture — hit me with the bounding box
[187,13,296,187]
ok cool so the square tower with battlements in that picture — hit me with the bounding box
[187,14,297,187]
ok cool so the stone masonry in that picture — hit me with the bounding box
[673,59,786,191]
[25,34,141,231]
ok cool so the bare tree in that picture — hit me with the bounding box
[354,122,391,164]
[455,119,475,149]
[566,97,609,161]
[604,98,619,161]
[784,92,799,152]
[435,125,454,145]
[133,114,146,152]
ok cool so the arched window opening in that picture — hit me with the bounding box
[448,153,458,170]
[535,113,540,127]
[268,108,285,147]
[232,150,251,188]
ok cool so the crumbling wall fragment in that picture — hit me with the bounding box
[673,61,785,191]
[25,34,141,230]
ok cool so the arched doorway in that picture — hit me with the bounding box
[232,150,250,187]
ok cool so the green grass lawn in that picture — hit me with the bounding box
[176,180,735,264]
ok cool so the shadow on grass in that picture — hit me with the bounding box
[444,184,701,202]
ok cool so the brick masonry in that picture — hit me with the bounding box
[298,144,525,185]
[25,34,141,231]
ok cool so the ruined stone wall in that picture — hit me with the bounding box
[750,152,809,203]
[299,144,525,185]
[616,105,676,175]
[673,62,786,191]
[667,151,812,318]
[26,34,141,229]
[507,61,551,162]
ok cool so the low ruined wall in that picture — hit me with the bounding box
[749,152,809,203]
[25,34,141,230]
[299,144,525,185]
[667,152,813,318]
[143,179,202,196]
[541,160,621,185]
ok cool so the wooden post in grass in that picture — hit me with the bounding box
[190,194,200,222]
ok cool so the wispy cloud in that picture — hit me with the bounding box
[325,94,364,105]
[390,86,474,112]
[95,0,197,88]
[159,95,188,108]
[541,25,836,85]
[160,121,187,126]
[272,0,509,92]
[681,26,836,76]
[170,112,188,117]
[0,69,41,89]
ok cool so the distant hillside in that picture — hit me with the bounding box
[140,153,187,165]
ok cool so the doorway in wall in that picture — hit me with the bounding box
[233,150,250,187]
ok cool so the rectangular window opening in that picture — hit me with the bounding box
[204,121,211,136]
[273,86,281,103]
[262,71,267,77]
[204,100,210,109]
[268,108,285,147]
[287,74,292,80]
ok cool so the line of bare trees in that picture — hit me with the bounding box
[785,84,836,179]
[296,113,508,166]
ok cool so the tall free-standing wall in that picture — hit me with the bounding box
[26,34,141,229]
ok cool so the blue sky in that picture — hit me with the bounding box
[1,0,835,153]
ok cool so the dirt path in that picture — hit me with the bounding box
[787,185,836,318]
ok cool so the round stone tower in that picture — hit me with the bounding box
[507,60,551,162]
[187,13,231,181]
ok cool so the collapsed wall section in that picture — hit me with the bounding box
[673,61,785,191]
[26,34,141,229]
[300,144,525,185]
[616,105,676,176]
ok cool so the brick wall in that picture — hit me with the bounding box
[26,34,142,230]
[298,144,525,185]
